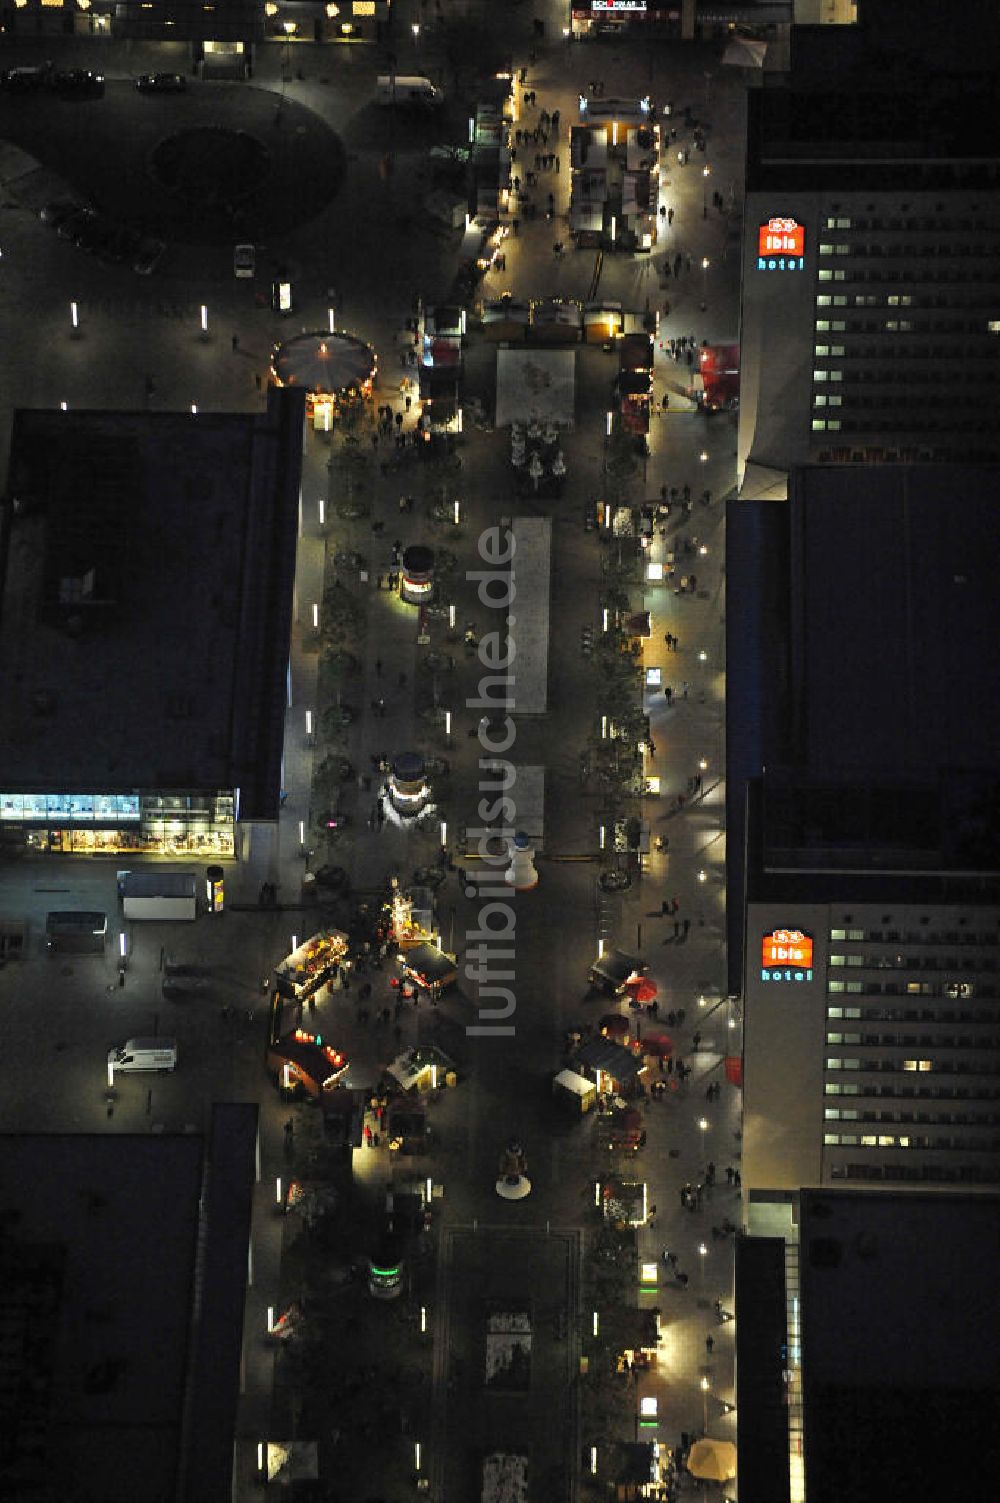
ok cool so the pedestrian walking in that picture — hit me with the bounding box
[682,681,690,698]
[726,1166,734,1185]
[671,895,680,913]
[705,1335,714,1355]
[692,1031,702,1051]
[283,1118,294,1144]
[682,917,690,938]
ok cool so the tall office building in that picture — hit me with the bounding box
[737,5,1000,493]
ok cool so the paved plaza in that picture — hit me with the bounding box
[0,11,745,1499]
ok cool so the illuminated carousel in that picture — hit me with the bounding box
[270,330,377,429]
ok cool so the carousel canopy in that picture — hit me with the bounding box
[626,975,658,1003]
[273,330,375,396]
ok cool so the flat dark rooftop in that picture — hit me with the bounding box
[747,84,1000,192]
[0,1133,204,1503]
[799,1189,1000,1503]
[0,390,304,819]
[788,467,1000,779]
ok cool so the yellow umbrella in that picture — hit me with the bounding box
[687,1438,737,1482]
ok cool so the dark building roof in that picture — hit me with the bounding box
[726,468,1000,987]
[0,389,305,820]
[747,0,1000,195]
[734,1236,790,1503]
[798,1189,1000,1503]
[0,1114,256,1503]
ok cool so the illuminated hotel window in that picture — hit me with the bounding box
[829,395,843,406]
[813,420,827,431]
[815,370,829,383]
[828,420,842,430]
[817,295,832,306]
[903,1059,934,1072]
[816,320,831,331]
[824,1133,839,1145]
[815,395,828,408]
[819,270,833,282]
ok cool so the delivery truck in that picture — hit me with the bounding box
[108,1038,178,1074]
[376,75,443,109]
[120,870,197,921]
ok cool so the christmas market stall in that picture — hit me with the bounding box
[588,948,647,997]
[267,1027,349,1099]
[274,928,349,1001]
[399,941,458,1000]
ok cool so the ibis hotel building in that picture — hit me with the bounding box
[0,389,305,861]
[737,23,1000,495]
[728,462,1000,1207]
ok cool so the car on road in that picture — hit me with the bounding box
[133,238,166,276]
[51,69,105,99]
[135,73,187,94]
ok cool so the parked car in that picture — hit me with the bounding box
[97,226,142,265]
[233,242,256,279]
[2,66,47,91]
[51,69,105,98]
[135,73,187,94]
[75,216,117,254]
[57,206,96,241]
[133,238,166,276]
[40,199,83,229]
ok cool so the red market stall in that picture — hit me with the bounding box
[268,1027,349,1099]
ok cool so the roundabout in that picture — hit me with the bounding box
[0,82,346,245]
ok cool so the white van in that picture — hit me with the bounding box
[376,75,443,109]
[108,1038,177,1074]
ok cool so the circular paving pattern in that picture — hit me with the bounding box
[0,83,346,246]
[150,127,272,208]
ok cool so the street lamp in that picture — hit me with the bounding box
[702,165,711,218]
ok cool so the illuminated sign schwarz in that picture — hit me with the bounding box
[761,928,813,983]
[591,0,647,10]
[757,216,805,272]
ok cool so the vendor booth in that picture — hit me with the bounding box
[399,942,458,999]
[386,1044,456,1093]
[588,948,646,996]
[389,875,436,946]
[606,1306,662,1373]
[553,1067,598,1113]
[482,297,531,343]
[574,1036,646,1097]
[600,1176,649,1226]
[275,928,348,1001]
[268,1028,349,1099]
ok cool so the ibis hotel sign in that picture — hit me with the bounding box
[757,217,805,272]
[761,928,814,983]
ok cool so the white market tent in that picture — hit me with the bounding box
[495,349,576,428]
